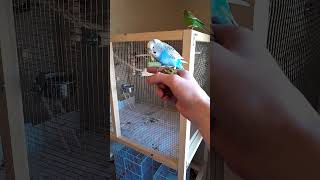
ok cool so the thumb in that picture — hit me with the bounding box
[177,70,193,80]
[147,72,178,88]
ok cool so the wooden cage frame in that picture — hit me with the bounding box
[109,29,210,180]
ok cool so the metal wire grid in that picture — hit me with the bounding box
[119,104,180,159]
[194,41,210,94]
[13,0,112,179]
[267,0,320,109]
[189,41,210,140]
[113,41,182,106]
[112,41,183,159]
[267,0,311,89]
[303,0,320,109]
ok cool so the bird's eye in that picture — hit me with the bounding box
[153,52,156,54]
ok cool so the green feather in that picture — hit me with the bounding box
[184,10,205,30]
[147,61,161,68]
[147,57,161,67]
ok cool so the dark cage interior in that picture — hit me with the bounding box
[267,0,320,110]
[13,0,113,179]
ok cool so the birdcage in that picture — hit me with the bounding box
[5,0,113,179]
[110,29,210,180]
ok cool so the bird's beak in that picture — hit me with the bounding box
[147,41,153,49]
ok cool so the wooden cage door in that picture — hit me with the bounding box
[110,42,121,138]
[0,0,30,179]
[177,30,196,180]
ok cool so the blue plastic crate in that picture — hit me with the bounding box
[152,160,161,173]
[124,149,153,178]
[153,165,177,180]
[112,143,163,180]
[112,143,130,168]
[118,100,125,110]
[112,142,125,153]
[153,165,190,180]
[115,164,127,180]
[126,170,146,180]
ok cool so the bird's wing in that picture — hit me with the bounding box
[162,42,184,60]
[188,14,205,26]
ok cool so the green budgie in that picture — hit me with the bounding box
[212,0,238,25]
[184,10,209,32]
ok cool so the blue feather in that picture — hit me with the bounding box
[158,50,184,69]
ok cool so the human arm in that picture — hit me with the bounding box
[212,25,320,180]
[146,70,211,145]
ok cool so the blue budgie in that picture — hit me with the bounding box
[147,39,187,70]
[212,0,238,26]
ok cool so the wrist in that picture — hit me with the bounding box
[191,94,210,126]
[193,95,210,144]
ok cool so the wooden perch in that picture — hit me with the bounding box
[113,54,142,72]
[36,0,104,31]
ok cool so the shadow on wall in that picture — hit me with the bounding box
[230,2,254,29]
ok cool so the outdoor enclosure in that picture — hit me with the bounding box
[110,29,210,180]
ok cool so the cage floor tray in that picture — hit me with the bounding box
[28,136,114,180]
[25,112,114,179]
[119,103,180,159]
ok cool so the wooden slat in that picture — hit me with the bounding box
[187,131,203,165]
[178,115,191,180]
[0,0,30,179]
[193,30,211,42]
[111,30,184,42]
[110,43,121,137]
[177,29,196,180]
[109,133,178,170]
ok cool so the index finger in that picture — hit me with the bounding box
[147,72,180,88]
[147,67,160,74]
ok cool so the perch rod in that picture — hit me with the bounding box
[35,0,104,31]
[113,54,143,72]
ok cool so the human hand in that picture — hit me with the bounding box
[147,68,210,144]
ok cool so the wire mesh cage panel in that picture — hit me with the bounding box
[110,30,210,179]
[267,0,320,109]
[194,42,210,94]
[190,41,210,141]
[12,0,113,179]
[113,40,181,160]
[267,0,310,90]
